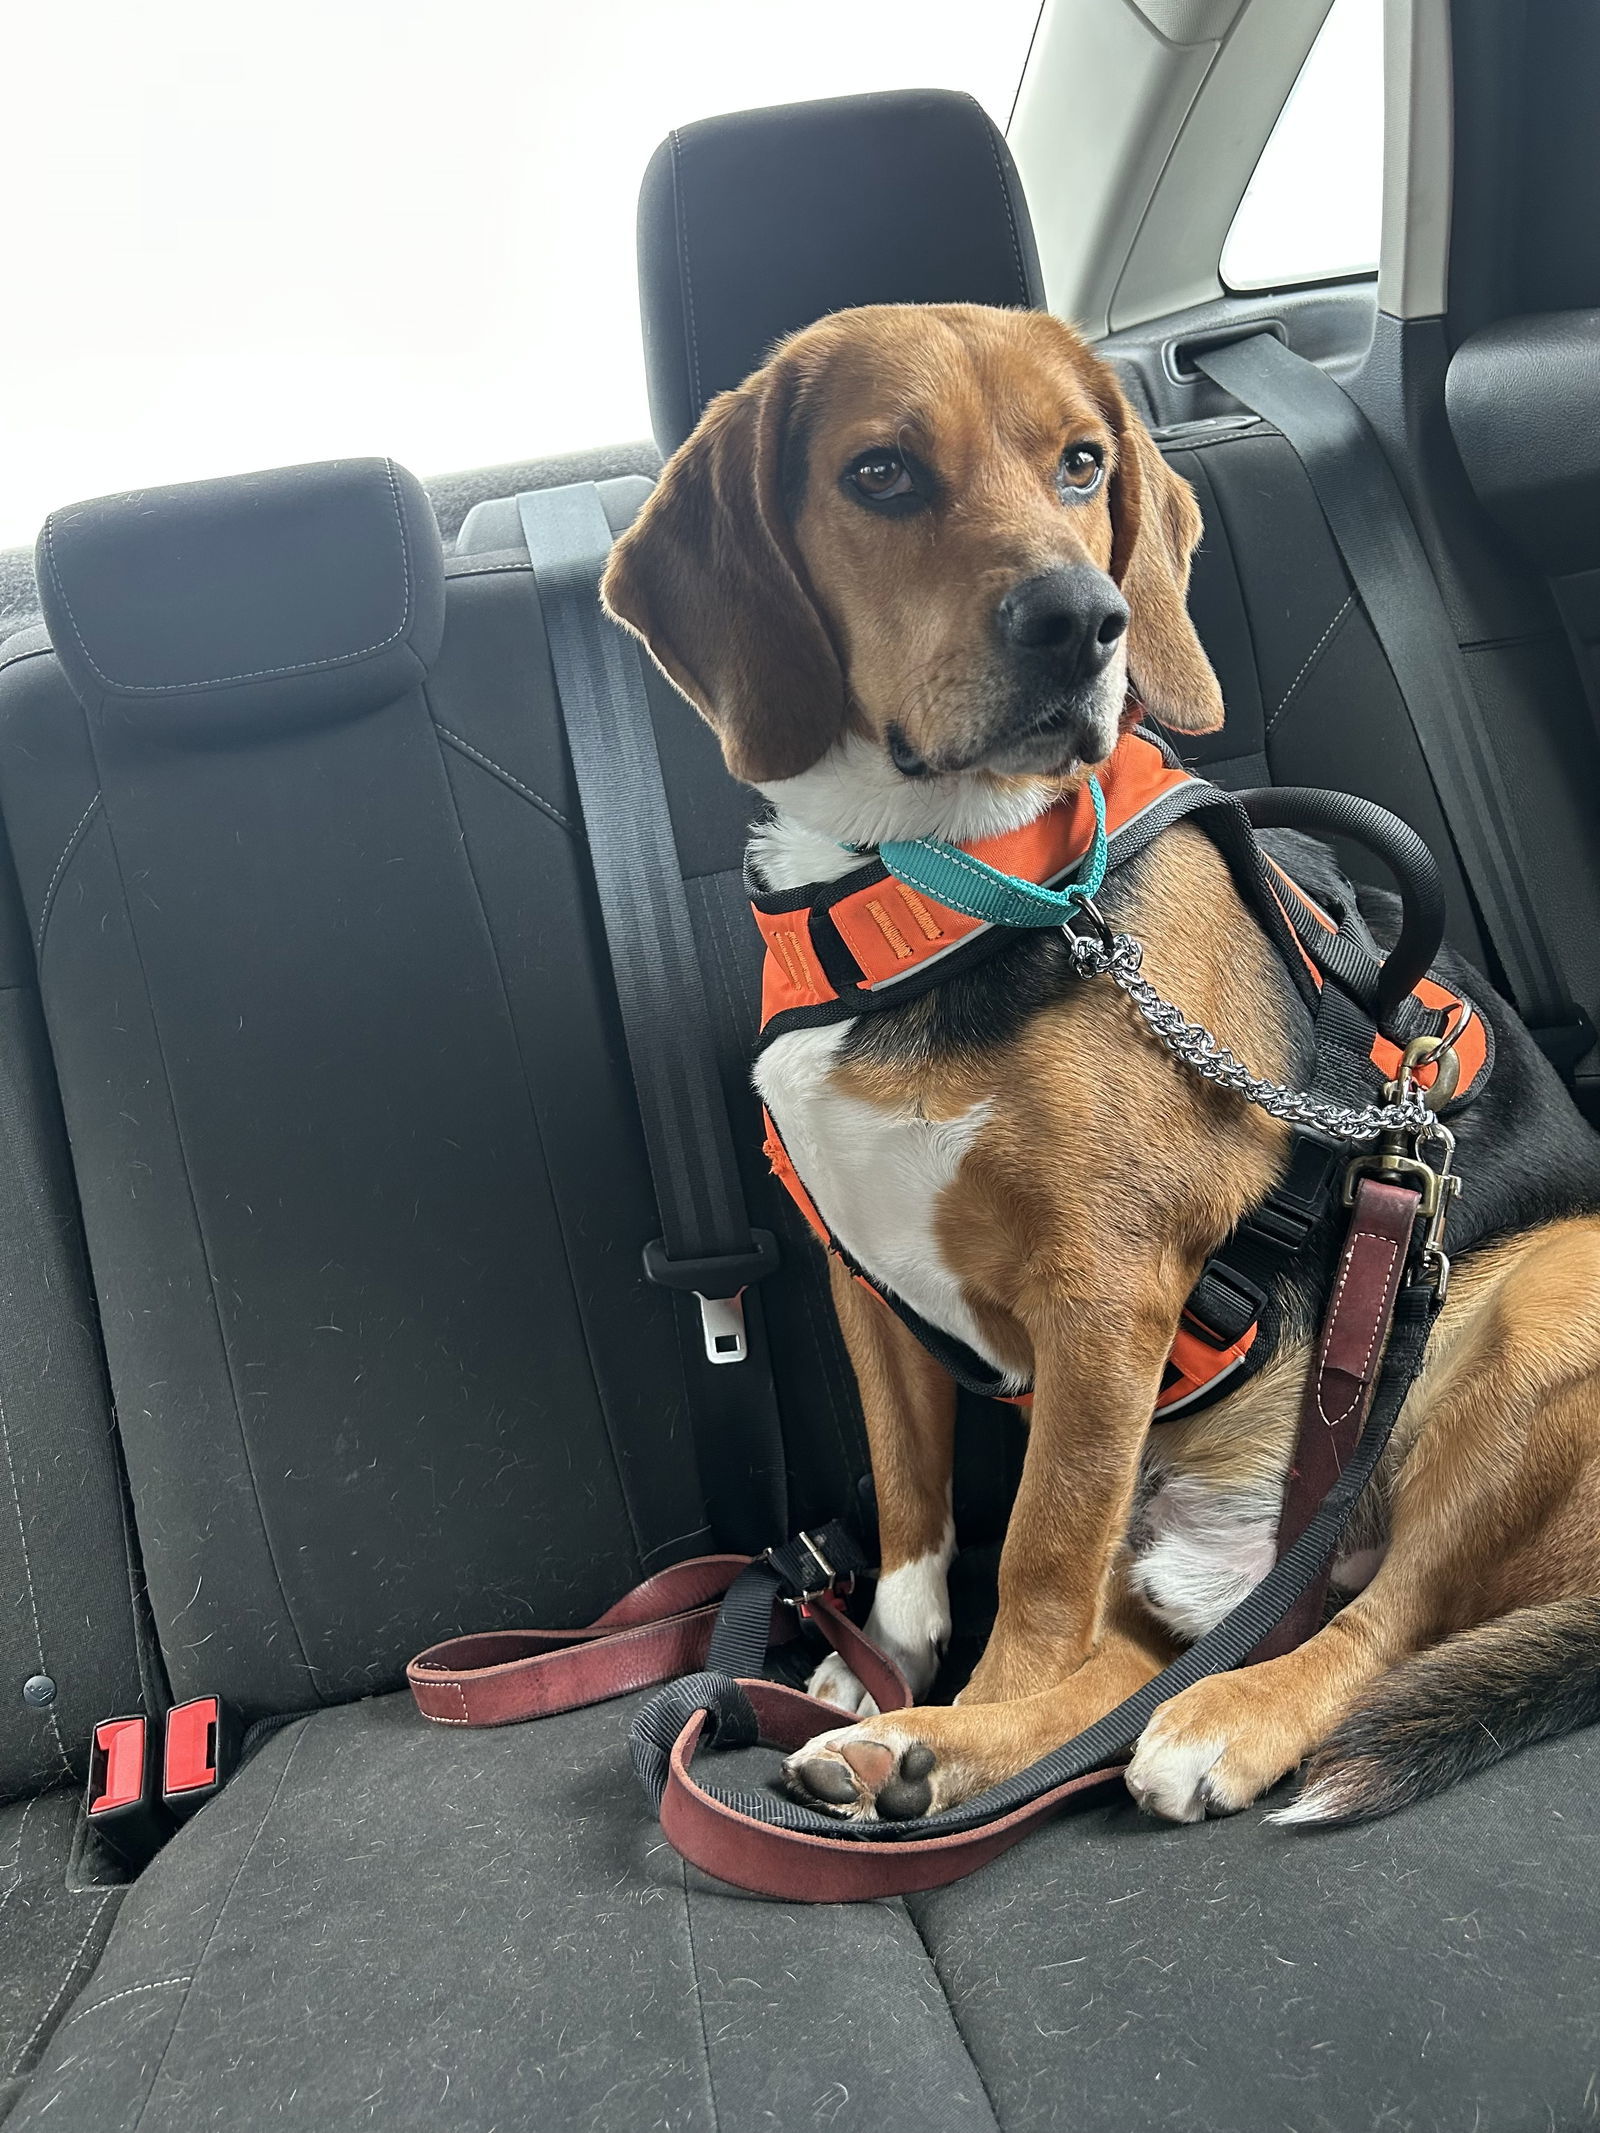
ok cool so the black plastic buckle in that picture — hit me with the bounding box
[162,1695,242,1818]
[86,1714,172,1866]
[1182,1260,1268,1348]
[762,1521,867,1605]
[642,1230,780,1366]
[1240,1136,1342,1253]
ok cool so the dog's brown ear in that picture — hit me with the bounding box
[602,365,846,785]
[1102,376,1224,735]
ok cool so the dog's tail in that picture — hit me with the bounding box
[1270,1596,1600,1828]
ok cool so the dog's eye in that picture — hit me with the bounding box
[1058,445,1104,497]
[847,450,915,501]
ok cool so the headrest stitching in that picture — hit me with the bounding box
[39,457,415,696]
[974,97,1030,306]
[671,130,706,412]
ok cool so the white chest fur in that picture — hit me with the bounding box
[754,1023,1022,1392]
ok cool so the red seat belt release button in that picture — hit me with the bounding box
[162,1696,241,1815]
[86,1714,171,1864]
[89,1717,148,1814]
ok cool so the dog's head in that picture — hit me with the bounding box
[603,304,1222,799]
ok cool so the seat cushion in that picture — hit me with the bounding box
[0,1787,124,2121]
[5,1694,999,2133]
[908,1723,1600,2133]
[15,1691,1599,2131]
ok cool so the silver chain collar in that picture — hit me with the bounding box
[1067,921,1435,1147]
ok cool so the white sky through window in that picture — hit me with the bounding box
[1,1,1040,546]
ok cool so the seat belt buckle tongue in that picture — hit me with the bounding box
[641,1230,780,1366]
[86,1714,172,1866]
[693,1291,749,1365]
[162,1696,241,1817]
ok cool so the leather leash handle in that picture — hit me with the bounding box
[408,1555,763,1725]
[407,1556,906,1730]
[1252,1175,1419,1663]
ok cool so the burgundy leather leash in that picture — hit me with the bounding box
[410,1177,1438,1900]
[407,1550,908,1728]
[408,1556,758,1725]
[1253,1175,1420,1662]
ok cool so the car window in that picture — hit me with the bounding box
[1220,0,1384,294]
[0,1,1043,548]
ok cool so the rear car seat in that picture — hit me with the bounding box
[0,86,1595,2133]
[0,645,151,2110]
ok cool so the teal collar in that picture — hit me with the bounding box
[878,775,1108,928]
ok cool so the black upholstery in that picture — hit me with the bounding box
[0,769,144,1801]
[1445,309,1600,855]
[0,706,145,2087]
[0,462,871,1728]
[0,1788,125,2118]
[4,1693,1002,2133]
[638,88,1044,455]
[10,1687,1600,2131]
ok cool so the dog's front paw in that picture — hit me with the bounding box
[782,1718,949,1821]
[1125,1676,1303,1823]
[860,1549,953,1702]
[804,1650,880,1717]
[781,1701,1020,1822]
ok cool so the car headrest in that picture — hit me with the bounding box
[638,88,1045,457]
[1446,311,1600,580]
[37,457,445,733]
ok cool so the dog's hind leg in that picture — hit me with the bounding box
[1127,1217,1600,1824]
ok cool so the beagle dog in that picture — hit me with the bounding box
[604,303,1600,1827]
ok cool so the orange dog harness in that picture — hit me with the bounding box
[751,730,1488,1416]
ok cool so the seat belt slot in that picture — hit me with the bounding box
[162,1695,242,1815]
[86,1713,171,1865]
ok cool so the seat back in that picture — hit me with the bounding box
[0,641,144,1790]
[0,459,741,1717]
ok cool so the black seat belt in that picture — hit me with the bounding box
[517,483,788,1552]
[1196,332,1595,1078]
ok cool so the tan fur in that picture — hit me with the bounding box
[604,300,1600,1823]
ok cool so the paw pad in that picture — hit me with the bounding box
[783,1731,939,1820]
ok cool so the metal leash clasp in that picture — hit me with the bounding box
[1343,1034,1462,1298]
[1412,1120,1460,1298]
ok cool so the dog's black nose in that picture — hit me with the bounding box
[997,567,1129,680]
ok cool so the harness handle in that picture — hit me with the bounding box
[1238,787,1447,1019]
